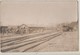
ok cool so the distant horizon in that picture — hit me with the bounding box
[0,20,77,27]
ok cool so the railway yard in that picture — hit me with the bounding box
[0,0,78,53]
[0,31,78,52]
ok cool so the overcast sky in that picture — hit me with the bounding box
[0,0,77,27]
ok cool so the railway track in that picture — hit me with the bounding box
[1,31,62,52]
[1,31,55,47]
[1,31,53,43]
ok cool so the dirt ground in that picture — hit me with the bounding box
[37,31,79,52]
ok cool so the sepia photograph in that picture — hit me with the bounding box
[0,0,79,52]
